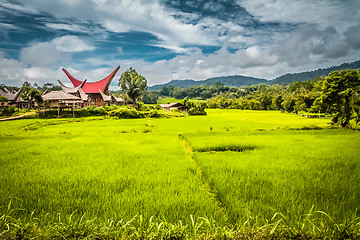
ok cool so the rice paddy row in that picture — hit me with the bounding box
[1,109,359,238]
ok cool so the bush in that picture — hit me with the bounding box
[146,110,164,118]
[78,106,107,117]
[108,107,145,119]
[188,107,207,115]
[154,104,161,110]
[182,99,207,115]
[1,106,19,115]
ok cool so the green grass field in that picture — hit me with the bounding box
[1,110,359,239]
[157,97,180,104]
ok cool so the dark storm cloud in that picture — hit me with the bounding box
[344,24,360,49]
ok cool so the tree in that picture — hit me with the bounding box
[142,91,158,104]
[118,67,147,105]
[160,86,170,96]
[214,81,224,89]
[319,69,360,127]
[0,96,8,106]
[39,83,62,92]
[30,89,43,106]
[22,87,43,108]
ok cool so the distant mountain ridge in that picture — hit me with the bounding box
[148,60,360,90]
[271,60,360,85]
[148,75,268,91]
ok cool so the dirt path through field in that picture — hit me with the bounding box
[0,111,36,121]
[179,134,233,224]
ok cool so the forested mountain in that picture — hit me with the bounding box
[149,60,360,90]
[148,75,268,90]
[271,60,360,84]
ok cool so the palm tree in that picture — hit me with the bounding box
[118,67,147,105]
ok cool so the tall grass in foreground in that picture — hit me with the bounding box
[1,110,359,239]
[1,201,360,239]
[185,129,360,225]
[0,118,224,225]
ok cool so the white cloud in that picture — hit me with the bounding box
[18,0,218,51]
[0,57,26,85]
[115,46,280,85]
[238,0,360,32]
[1,0,360,88]
[52,35,95,52]
[44,22,101,34]
[20,42,66,67]
[0,1,38,14]
[116,47,123,54]
[0,23,18,30]
[19,35,95,68]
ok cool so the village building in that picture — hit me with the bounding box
[0,87,29,109]
[1,66,124,111]
[160,102,188,112]
[62,66,121,107]
[41,66,123,108]
[42,90,82,107]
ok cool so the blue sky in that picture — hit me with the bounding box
[0,0,359,89]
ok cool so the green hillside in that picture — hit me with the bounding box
[149,60,360,90]
[148,75,268,90]
[271,60,360,84]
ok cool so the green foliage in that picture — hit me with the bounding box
[38,82,62,92]
[182,99,207,115]
[0,96,8,106]
[318,69,360,127]
[108,107,145,118]
[142,91,158,104]
[1,105,19,115]
[146,109,163,118]
[79,106,107,116]
[118,67,147,104]
[157,97,179,104]
[36,105,185,119]
[202,69,360,128]
[20,83,43,107]
[30,88,43,104]
[282,96,296,112]
[160,86,170,96]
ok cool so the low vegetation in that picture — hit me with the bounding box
[1,109,359,239]
[34,105,185,119]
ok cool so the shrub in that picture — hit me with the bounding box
[146,110,163,118]
[108,107,144,119]
[188,107,207,115]
[78,106,107,117]
[1,106,19,115]
[182,99,207,116]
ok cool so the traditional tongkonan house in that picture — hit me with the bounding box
[42,90,82,108]
[62,66,121,107]
[0,87,28,109]
[57,79,89,107]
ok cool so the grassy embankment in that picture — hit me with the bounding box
[0,110,359,239]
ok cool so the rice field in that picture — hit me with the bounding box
[0,109,359,238]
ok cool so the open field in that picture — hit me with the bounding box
[1,109,359,238]
[157,97,180,104]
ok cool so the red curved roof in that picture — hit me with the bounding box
[62,66,120,94]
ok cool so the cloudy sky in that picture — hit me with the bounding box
[0,0,359,89]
